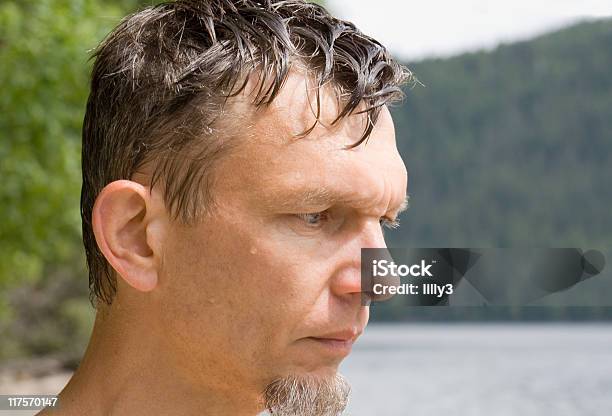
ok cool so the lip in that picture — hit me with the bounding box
[304,329,363,356]
[307,337,354,355]
[313,329,362,342]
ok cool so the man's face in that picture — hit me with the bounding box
[156,72,408,394]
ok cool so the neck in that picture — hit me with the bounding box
[54,299,263,416]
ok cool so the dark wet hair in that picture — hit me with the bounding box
[81,0,412,305]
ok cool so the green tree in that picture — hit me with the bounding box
[0,0,134,359]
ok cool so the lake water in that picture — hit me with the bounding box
[2,324,610,415]
[340,324,612,416]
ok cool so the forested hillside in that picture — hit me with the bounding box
[375,18,612,321]
[389,18,612,249]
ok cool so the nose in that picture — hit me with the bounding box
[330,220,387,297]
[361,219,388,250]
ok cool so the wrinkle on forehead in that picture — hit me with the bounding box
[265,179,407,219]
[249,126,406,218]
[215,70,407,217]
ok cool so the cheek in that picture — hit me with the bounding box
[156,221,332,375]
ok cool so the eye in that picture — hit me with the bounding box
[380,216,400,230]
[295,211,329,227]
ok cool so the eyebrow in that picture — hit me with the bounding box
[269,187,410,216]
[267,186,338,210]
[395,195,410,215]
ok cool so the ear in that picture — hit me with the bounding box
[92,180,163,293]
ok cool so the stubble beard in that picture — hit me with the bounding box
[262,373,351,416]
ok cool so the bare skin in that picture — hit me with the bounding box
[41,71,408,415]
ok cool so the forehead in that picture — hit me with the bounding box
[216,71,407,213]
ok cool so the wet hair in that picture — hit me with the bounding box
[81,0,412,305]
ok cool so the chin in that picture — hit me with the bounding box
[304,362,341,376]
[282,355,344,378]
[262,369,351,416]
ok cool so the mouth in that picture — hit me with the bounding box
[303,329,363,356]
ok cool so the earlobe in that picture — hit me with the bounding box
[92,180,160,294]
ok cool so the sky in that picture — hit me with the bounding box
[328,0,612,61]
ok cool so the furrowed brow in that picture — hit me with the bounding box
[267,186,341,211]
[270,189,409,218]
